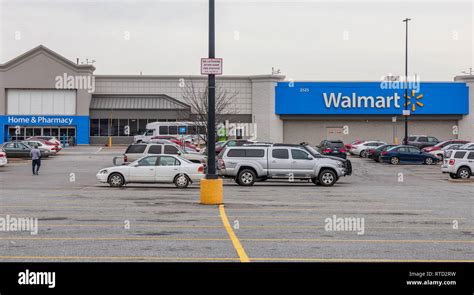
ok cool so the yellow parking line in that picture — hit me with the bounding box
[0,256,239,261]
[219,205,250,263]
[240,238,473,244]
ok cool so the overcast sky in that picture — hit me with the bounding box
[0,0,472,81]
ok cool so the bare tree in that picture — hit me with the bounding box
[180,78,238,144]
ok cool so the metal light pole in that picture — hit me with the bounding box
[207,0,217,179]
[200,0,223,205]
[403,18,411,145]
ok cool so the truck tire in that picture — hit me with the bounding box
[317,169,337,186]
[237,169,256,186]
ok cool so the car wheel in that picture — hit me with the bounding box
[424,157,435,165]
[318,169,337,186]
[108,173,125,187]
[237,169,256,186]
[390,157,400,165]
[457,167,471,179]
[449,173,459,179]
[360,150,368,158]
[174,174,190,188]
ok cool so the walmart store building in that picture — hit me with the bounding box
[0,45,473,145]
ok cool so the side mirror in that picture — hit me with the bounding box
[307,156,314,160]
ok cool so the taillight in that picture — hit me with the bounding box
[322,148,332,153]
[339,148,347,153]
[0,153,5,158]
[198,165,204,173]
[449,159,455,165]
[124,155,128,162]
[381,151,388,156]
[218,159,225,169]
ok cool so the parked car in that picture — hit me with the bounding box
[380,145,438,165]
[122,143,206,164]
[0,148,7,167]
[368,144,397,162]
[215,139,255,155]
[147,136,198,151]
[345,140,365,150]
[217,145,350,186]
[317,140,347,159]
[1,142,51,158]
[97,155,205,188]
[23,140,59,154]
[421,140,469,153]
[27,136,62,150]
[458,142,474,150]
[405,135,439,149]
[430,143,466,160]
[349,141,386,157]
[445,150,474,179]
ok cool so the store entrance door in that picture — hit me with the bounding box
[6,126,76,144]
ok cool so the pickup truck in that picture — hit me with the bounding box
[217,144,351,186]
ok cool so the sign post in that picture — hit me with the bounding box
[200,0,223,205]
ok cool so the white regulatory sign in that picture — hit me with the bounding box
[201,58,223,75]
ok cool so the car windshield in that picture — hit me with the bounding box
[327,142,344,148]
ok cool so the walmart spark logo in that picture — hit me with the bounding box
[404,89,424,112]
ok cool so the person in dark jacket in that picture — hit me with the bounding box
[30,146,41,175]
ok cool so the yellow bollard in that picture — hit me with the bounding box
[200,178,223,205]
[108,136,112,147]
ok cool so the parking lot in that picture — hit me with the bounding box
[0,146,472,262]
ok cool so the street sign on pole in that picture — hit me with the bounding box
[201,58,223,75]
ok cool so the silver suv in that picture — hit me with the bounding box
[217,144,351,186]
[446,149,474,179]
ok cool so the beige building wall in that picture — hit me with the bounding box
[95,76,253,115]
[454,75,474,142]
[283,119,458,146]
[0,46,94,116]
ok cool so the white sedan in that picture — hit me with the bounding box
[0,149,7,167]
[97,155,205,188]
[349,141,386,157]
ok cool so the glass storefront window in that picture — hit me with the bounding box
[25,128,33,138]
[110,119,119,136]
[138,119,148,135]
[118,119,129,136]
[90,119,99,136]
[99,119,108,136]
[129,119,138,136]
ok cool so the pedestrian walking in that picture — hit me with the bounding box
[31,145,41,175]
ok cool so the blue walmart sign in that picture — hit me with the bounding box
[275,82,469,115]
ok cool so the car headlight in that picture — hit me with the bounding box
[99,169,108,174]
